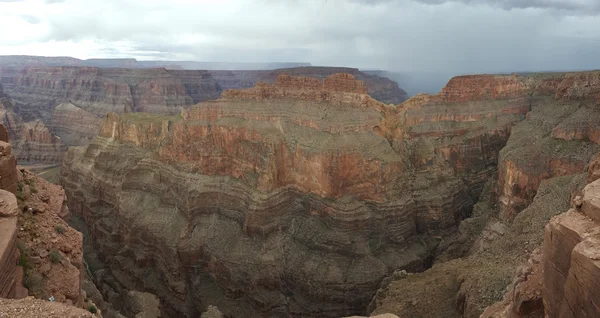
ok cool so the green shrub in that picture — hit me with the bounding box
[16,240,30,269]
[88,305,98,314]
[49,249,62,264]
[55,224,65,234]
[23,272,43,295]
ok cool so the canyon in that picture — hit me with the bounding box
[1,62,599,318]
[0,61,406,165]
[58,69,600,318]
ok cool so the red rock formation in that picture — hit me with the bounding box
[440,75,527,103]
[210,66,408,104]
[62,72,537,317]
[0,125,86,311]
[0,211,18,298]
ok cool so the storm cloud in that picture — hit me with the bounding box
[0,0,599,74]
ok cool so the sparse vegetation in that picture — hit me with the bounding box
[88,305,98,314]
[23,272,44,295]
[55,224,66,234]
[16,182,24,201]
[49,249,62,264]
[16,240,30,269]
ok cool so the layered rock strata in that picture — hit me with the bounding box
[61,73,534,317]
[210,66,408,104]
[497,71,600,220]
[0,65,406,165]
[368,72,600,318]
[481,158,600,318]
[542,179,600,317]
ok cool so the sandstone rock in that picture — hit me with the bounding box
[0,215,17,298]
[581,179,600,222]
[0,297,94,318]
[0,140,18,194]
[588,153,600,183]
[201,305,224,318]
[0,189,18,217]
[543,182,600,317]
[124,290,161,318]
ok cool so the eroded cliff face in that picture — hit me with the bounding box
[368,72,600,318]
[0,93,64,164]
[481,156,600,318]
[496,72,600,220]
[0,124,90,312]
[61,72,535,317]
[0,66,223,164]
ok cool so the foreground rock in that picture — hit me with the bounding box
[61,72,537,317]
[0,296,95,318]
[0,124,99,315]
[481,161,600,318]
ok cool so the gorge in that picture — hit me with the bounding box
[1,60,600,318]
[59,70,600,317]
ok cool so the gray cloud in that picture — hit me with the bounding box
[2,0,600,76]
[354,0,600,13]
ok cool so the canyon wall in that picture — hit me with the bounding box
[210,66,408,104]
[368,71,600,318]
[61,72,533,317]
[0,65,406,165]
[0,66,223,163]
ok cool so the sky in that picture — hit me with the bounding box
[1,0,600,74]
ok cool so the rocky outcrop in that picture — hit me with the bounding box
[11,120,63,163]
[0,125,89,313]
[481,156,600,318]
[542,178,600,317]
[0,207,18,298]
[61,72,538,317]
[0,296,95,317]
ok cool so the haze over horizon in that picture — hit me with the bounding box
[1,0,600,74]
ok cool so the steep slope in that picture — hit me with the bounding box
[0,84,64,163]
[0,125,97,314]
[368,71,600,318]
[61,73,531,317]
